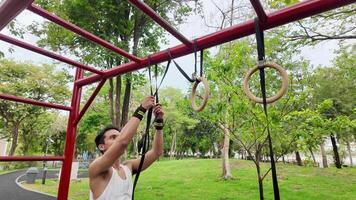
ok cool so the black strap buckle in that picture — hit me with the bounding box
[191,72,197,81]
[258,60,265,69]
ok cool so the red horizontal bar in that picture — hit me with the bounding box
[76,0,354,86]
[250,0,267,22]
[128,0,192,46]
[0,156,64,162]
[27,4,142,63]
[0,93,72,111]
[73,78,106,125]
[0,34,103,75]
[0,0,34,31]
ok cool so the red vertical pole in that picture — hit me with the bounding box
[57,68,83,200]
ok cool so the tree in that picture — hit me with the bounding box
[268,1,356,45]
[317,99,342,168]
[29,0,201,131]
[77,83,112,156]
[19,112,53,156]
[202,20,313,196]
[333,115,355,166]
[0,59,70,156]
[202,0,255,180]
[309,45,355,168]
[159,88,199,159]
[48,113,68,156]
[280,109,325,166]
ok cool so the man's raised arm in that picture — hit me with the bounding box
[129,104,164,174]
[89,96,155,177]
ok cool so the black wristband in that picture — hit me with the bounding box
[154,118,164,130]
[133,105,147,120]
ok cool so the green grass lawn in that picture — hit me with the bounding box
[22,159,356,200]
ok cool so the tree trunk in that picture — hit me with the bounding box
[220,124,233,179]
[346,140,353,166]
[176,151,181,160]
[255,148,264,200]
[320,141,328,168]
[8,122,20,156]
[20,125,31,155]
[308,147,317,165]
[265,154,270,162]
[295,151,303,166]
[209,146,213,158]
[330,134,342,168]
[170,130,176,159]
[118,11,146,127]
[256,162,264,200]
[108,78,115,125]
[115,76,122,128]
[121,73,132,126]
[119,10,145,127]
[21,130,32,156]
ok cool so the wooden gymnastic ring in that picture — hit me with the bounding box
[243,62,288,104]
[191,77,209,112]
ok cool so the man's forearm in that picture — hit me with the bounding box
[152,130,164,156]
[118,105,147,144]
[119,117,141,144]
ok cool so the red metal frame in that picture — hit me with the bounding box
[0,0,354,199]
[27,4,142,63]
[0,93,72,111]
[128,0,193,46]
[0,33,103,75]
[58,68,83,200]
[76,0,355,87]
[0,0,34,31]
[73,79,107,126]
[0,156,64,161]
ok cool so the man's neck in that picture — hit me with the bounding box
[113,159,121,169]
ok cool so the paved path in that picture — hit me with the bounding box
[0,169,88,200]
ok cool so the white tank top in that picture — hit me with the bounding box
[90,165,133,200]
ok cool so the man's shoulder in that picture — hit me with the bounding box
[88,156,101,169]
[122,160,134,173]
[89,156,110,178]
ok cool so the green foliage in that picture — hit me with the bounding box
[280,109,325,154]
[268,0,300,8]
[0,59,70,155]
[311,45,355,116]
[310,10,353,45]
[0,59,71,103]
[23,1,202,153]
[201,29,312,162]
[46,113,67,156]
[18,112,53,155]
[267,1,355,46]
[159,87,200,155]
[1,0,353,176]
[76,82,113,155]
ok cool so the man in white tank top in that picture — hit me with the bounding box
[89,96,164,200]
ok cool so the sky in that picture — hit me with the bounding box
[0,1,345,93]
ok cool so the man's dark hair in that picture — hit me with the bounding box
[95,124,120,154]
